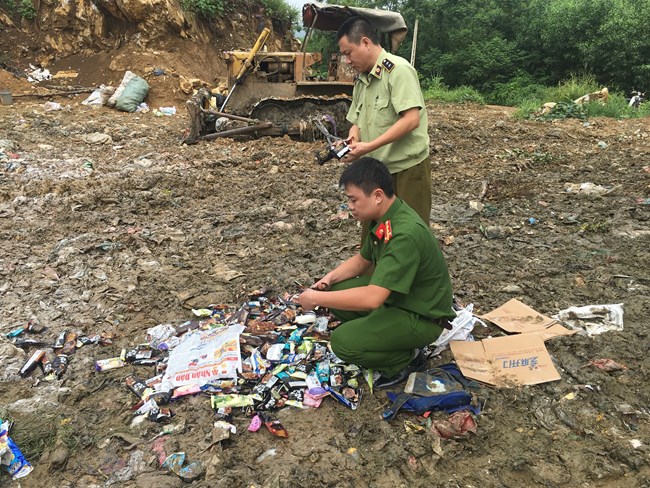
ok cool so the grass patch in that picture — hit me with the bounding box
[512,74,649,120]
[0,409,58,465]
[0,408,84,472]
[423,76,485,104]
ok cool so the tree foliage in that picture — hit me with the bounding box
[327,0,649,99]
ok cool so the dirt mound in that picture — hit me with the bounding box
[0,2,294,107]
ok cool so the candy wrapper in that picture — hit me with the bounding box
[0,421,33,480]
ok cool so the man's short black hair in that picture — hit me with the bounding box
[339,157,394,197]
[336,16,380,45]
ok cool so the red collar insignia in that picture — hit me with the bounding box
[374,220,393,242]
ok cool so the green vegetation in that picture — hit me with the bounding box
[260,0,299,27]
[178,0,297,25]
[510,75,650,120]
[422,76,484,104]
[0,0,36,20]
[179,0,227,18]
[338,0,648,118]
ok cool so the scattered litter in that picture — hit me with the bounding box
[0,419,33,480]
[52,70,78,79]
[162,325,245,389]
[630,439,643,449]
[153,106,176,116]
[135,102,150,113]
[107,71,150,113]
[469,200,484,212]
[162,452,204,481]
[43,101,63,111]
[451,333,561,386]
[564,182,615,196]
[588,358,628,372]
[574,87,609,105]
[81,85,116,106]
[555,303,624,335]
[430,410,478,439]
[255,447,277,463]
[82,132,113,145]
[481,299,559,334]
[383,364,479,420]
[26,64,51,82]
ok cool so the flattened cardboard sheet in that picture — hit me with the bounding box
[450,334,561,386]
[480,298,556,333]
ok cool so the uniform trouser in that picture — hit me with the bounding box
[328,276,443,378]
[361,156,432,244]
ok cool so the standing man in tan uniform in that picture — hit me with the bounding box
[337,16,431,227]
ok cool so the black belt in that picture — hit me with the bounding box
[432,316,454,330]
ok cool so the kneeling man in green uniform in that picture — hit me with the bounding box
[297,157,455,388]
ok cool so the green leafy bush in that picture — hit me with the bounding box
[536,101,588,121]
[179,0,226,18]
[1,0,36,20]
[488,73,548,106]
[259,0,299,26]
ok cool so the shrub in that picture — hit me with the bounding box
[179,0,226,18]
[488,73,548,106]
[1,0,36,20]
[422,76,484,104]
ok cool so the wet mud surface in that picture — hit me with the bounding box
[1,100,649,487]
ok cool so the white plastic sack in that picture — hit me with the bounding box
[82,85,115,106]
[554,303,624,335]
[430,304,485,356]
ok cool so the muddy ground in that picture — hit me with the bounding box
[0,94,649,488]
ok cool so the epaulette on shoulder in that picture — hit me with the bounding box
[382,58,395,72]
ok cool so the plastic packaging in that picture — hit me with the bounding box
[0,420,33,480]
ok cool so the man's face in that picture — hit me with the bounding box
[338,35,372,73]
[345,184,380,222]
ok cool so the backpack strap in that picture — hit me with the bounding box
[381,392,414,421]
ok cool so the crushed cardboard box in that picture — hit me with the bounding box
[450,299,575,386]
[480,298,576,339]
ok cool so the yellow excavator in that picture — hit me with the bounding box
[184,2,407,144]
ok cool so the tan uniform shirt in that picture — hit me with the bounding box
[346,49,430,174]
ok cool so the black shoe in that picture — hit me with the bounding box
[375,349,426,390]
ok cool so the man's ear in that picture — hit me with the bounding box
[373,188,385,204]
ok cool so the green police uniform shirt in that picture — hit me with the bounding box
[346,49,430,174]
[360,198,453,320]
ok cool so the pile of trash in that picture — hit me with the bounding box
[3,286,629,481]
[93,289,366,427]
[3,289,485,480]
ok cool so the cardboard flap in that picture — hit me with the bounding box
[449,341,494,385]
[532,323,578,341]
[480,298,556,333]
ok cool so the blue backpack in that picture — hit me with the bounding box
[382,363,480,420]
